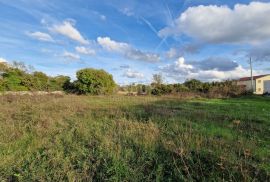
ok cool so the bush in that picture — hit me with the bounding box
[73,68,116,95]
[184,79,203,91]
[151,84,173,96]
[172,84,189,93]
[2,69,29,91]
[207,81,246,98]
[48,76,71,91]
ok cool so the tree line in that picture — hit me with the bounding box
[119,74,248,97]
[0,62,247,97]
[0,62,116,94]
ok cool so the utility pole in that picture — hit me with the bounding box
[250,57,254,93]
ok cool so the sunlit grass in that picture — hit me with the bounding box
[0,95,269,181]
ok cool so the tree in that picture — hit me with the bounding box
[12,61,28,72]
[184,79,203,91]
[48,76,71,91]
[74,68,116,95]
[33,71,49,91]
[0,62,9,72]
[152,74,163,86]
[0,79,6,91]
[2,69,28,91]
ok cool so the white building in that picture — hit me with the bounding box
[237,74,270,94]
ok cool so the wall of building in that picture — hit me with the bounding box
[255,75,270,94]
[237,80,256,92]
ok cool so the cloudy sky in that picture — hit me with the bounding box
[1,0,270,84]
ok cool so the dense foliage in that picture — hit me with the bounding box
[0,62,116,95]
[0,62,70,92]
[1,62,247,97]
[72,68,116,95]
[119,73,247,97]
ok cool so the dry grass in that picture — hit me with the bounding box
[0,94,269,181]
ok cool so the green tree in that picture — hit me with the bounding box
[0,79,5,91]
[48,76,71,91]
[2,69,28,91]
[184,79,203,91]
[33,71,49,91]
[74,68,116,95]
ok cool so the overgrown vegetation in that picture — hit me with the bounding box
[0,62,116,95]
[0,95,269,181]
[0,62,248,98]
[0,62,70,92]
[120,75,247,98]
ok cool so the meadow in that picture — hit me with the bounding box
[0,94,269,181]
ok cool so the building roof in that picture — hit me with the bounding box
[239,74,269,81]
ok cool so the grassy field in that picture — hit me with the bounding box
[0,95,269,181]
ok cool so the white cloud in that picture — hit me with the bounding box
[125,49,160,62]
[166,48,179,59]
[159,57,259,82]
[0,57,8,63]
[248,42,270,62]
[97,37,130,52]
[159,2,270,44]
[192,57,239,71]
[160,57,194,76]
[27,31,54,42]
[63,51,80,60]
[187,66,252,81]
[123,69,144,79]
[121,7,134,16]
[75,46,96,56]
[51,20,89,45]
[97,37,160,62]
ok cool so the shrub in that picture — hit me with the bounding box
[172,84,189,93]
[74,68,116,95]
[151,84,173,96]
[48,76,71,91]
[184,79,203,91]
[208,81,246,98]
[2,69,29,91]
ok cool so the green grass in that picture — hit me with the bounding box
[0,95,269,181]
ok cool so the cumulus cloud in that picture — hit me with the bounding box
[27,31,54,42]
[125,49,160,62]
[187,66,252,81]
[192,57,239,71]
[248,42,270,62]
[97,37,130,52]
[63,51,80,60]
[51,20,89,45]
[160,57,194,76]
[0,57,8,63]
[159,2,270,44]
[159,57,253,82]
[97,37,160,62]
[166,44,201,59]
[166,48,180,59]
[75,46,96,56]
[123,69,144,79]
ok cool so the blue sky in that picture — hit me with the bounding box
[0,0,270,84]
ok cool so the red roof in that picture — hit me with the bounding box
[239,74,269,81]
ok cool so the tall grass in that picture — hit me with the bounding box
[0,95,269,181]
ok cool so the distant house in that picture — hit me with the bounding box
[237,74,270,94]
